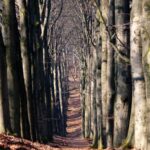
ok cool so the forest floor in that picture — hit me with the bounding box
[0,75,92,150]
[0,75,136,150]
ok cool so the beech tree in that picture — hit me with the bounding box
[0,25,5,133]
[114,0,131,146]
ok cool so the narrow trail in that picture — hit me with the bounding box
[50,75,92,149]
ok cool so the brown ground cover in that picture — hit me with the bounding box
[0,77,92,150]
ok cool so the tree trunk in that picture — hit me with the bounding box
[130,0,147,149]
[0,6,11,134]
[142,0,150,149]
[15,0,33,138]
[58,62,65,135]
[84,53,91,138]
[0,30,5,133]
[80,54,86,137]
[114,0,131,146]
[91,48,98,147]
[106,0,115,147]
[3,0,21,136]
[100,0,109,147]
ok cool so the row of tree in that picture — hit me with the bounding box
[0,0,68,143]
[77,0,150,150]
[1,0,150,150]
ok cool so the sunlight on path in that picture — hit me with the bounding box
[50,76,92,149]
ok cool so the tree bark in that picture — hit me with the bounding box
[0,30,5,133]
[106,0,115,147]
[3,0,21,136]
[130,0,147,149]
[114,0,131,146]
[100,0,109,147]
[84,53,91,138]
[91,48,98,147]
[142,0,150,149]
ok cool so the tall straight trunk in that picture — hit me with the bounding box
[50,55,55,134]
[53,45,62,134]
[15,0,32,139]
[90,54,93,138]
[0,6,4,132]
[44,38,53,140]
[106,0,115,147]
[0,30,5,133]
[3,0,21,136]
[37,33,48,142]
[80,55,86,137]
[61,51,67,100]
[43,0,52,140]
[53,48,59,134]
[94,3,103,148]
[130,0,147,149]
[29,0,40,140]
[53,48,57,106]
[142,0,150,149]
[3,0,31,138]
[49,37,55,134]
[27,0,38,140]
[114,0,131,146]
[0,16,11,135]
[100,0,109,147]
[91,48,98,147]
[84,53,91,138]
[58,62,65,135]
[96,45,103,148]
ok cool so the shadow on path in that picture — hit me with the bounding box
[50,77,92,149]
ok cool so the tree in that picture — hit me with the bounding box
[2,0,30,137]
[130,0,147,149]
[113,0,131,146]
[0,28,5,133]
[106,0,115,147]
[142,0,150,149]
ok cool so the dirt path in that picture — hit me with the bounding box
[50,76,92,149]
